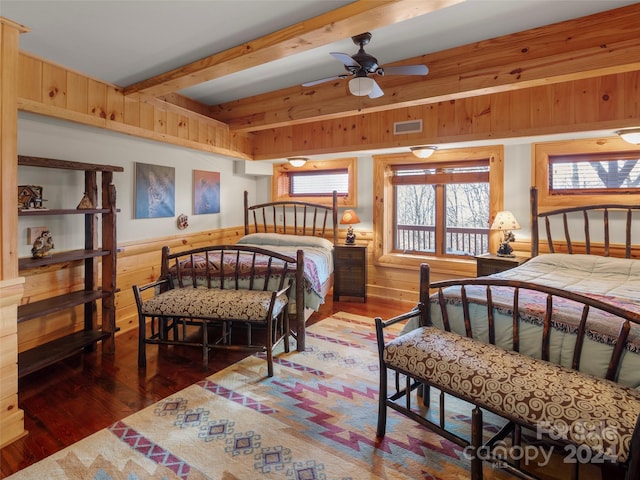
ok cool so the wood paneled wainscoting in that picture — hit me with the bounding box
[349,228,479,304]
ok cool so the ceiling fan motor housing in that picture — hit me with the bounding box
[350,32,380,74]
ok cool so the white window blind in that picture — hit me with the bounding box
[290,170,349,196]
[549,153,640,193]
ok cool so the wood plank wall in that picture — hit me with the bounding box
[17,52,254,161]
[251,71,640,159]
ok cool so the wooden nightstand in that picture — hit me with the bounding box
[333,245,367,302]
[475,253,529,276]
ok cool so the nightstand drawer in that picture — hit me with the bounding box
[334,247,366,262]
[475,253,529,276]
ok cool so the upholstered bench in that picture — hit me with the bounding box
[133,245,299,377]
[376,305,640,480]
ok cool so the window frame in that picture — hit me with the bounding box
[391,161,491,257]
[533,137,640,209]
[272,157,357,207]
[373,146,504,271]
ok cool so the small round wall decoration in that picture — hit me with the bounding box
[177,214,189,230]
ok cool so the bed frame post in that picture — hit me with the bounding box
[244,191,250,235]
[530,187,539,258]
[295,249,306,351]
[332,190,338,245]
[419,263,431,327]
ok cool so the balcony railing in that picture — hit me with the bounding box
[396,224,489,257]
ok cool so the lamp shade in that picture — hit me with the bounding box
[348,76,374,97]
[410,146,437,159]
[287,157,307,167]
[340,210,360,225]
[490,211,521,231]
[616,128,640,145]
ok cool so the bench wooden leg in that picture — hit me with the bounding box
[266,315,274,377]
[202,320,209,370]
[471,406,484,480]
[138,314,147,368]
[376,363,388,437]
[281,309,290,354]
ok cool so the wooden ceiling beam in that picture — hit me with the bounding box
[123,0,463,98]
[209,3,640,132]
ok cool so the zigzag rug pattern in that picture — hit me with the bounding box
[7,312,514,480]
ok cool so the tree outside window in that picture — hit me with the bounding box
[533,138,640,209]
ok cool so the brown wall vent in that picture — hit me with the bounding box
[393,120,423,135]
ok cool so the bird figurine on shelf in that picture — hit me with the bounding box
[31,230,54,258]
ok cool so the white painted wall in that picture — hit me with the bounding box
[22,112,617,258]
[16,113,268,256]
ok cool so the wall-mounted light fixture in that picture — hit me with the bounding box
[410,146,438,159]
[288,157,308,167]
[616,128,640,145]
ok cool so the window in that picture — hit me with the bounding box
[392,161,490,257]
[272,157,357,206]
[289,169,348,196]
[373,146,504,271]
[533,138,640,208]
[549,152,640,194]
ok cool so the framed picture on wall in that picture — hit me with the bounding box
[135,162,175,219]
[193,169,220,215]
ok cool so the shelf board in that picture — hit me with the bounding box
[18,208,110,216]
[18,290,109,323]
[18,155,124,173]
[19,249,110,269]
[18,329,109,378]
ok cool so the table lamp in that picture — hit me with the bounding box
[490,211,521,257]
[340,210,360,245]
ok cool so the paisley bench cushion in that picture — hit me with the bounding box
[140,287,288,322]
[383,326,640,463]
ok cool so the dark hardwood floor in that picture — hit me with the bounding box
[0,297,411,477]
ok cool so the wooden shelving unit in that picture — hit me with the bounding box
[17,155,123,377]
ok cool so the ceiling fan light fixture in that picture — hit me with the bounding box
[616,128,640,145]
[348,76,374,97]
[410,146,438,159]
[287,157,308,167]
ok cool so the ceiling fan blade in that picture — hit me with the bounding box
[302,75,347,87]
[383,65,429,76]
[330,52,361,69]
[368,79,384,99]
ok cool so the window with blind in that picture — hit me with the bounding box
[272,157,357,207]
[549,152,640,194]
[391,160,490,257]
[288,169,349,196]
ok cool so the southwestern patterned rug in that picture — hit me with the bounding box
[7,312,569,479]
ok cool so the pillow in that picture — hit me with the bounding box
[237,233,334,251]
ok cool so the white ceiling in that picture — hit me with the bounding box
[3,0,636,106]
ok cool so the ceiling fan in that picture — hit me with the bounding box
[302,32,428,99]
